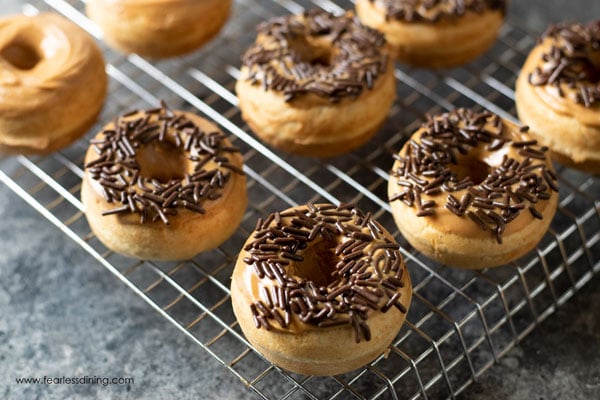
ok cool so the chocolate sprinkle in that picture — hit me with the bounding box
[389,109,558,242]
[367,0,506,22]
[528,20,600,107]
[243,203,408,343]
[84,103,244,224]
[241,9,388,103]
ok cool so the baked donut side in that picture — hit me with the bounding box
[231,203,411,376]
[86,0,232,58]
[355,0,506,68]
[388,109,559,269]
[0,13,107,154]
[235,9,396,157]
[81,103,247,261]
[515,21,600,175]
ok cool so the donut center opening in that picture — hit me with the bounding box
[290,239,338,287]
[583,58,600,82]
[136,141,187,183]
[1,41,41,70]
[292,37,335,67]
[449,156,491,185]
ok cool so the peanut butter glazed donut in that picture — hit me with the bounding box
[231,203,412,376]
[86,0,232,58]
[0,13,107,154]
[235,9,396,157]
[81,103,247,261]
[515,21,600,175]
[388,109,559,269]
[356,0,506,68]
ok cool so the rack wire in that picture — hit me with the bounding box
[1,0,599,398]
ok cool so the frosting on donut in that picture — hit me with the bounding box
[528,21,600,105]
[389,109,558,244]
[525,21,600,127]
[84,102,244,224]
[238,203,409,343]
[365,0,505,22]
[241,9,389,103]
[87,0,231,58]
[0,14,95,100]
[0,12,106,155]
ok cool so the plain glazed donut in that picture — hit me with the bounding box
[0,13,107,155]
[86,0,232,58]
[388,109,559,269]
[81,103,247,261]
[355,0,506,68]
[235,9,396,157]
[515,21,600,175]
[231,203,412,376]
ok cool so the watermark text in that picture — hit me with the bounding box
[15,375,134,387]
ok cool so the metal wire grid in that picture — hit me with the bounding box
[0,0,599,398]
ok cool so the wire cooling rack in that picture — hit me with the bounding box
[1,0,599,398]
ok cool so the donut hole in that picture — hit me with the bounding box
[290,239,338,287]
[449,156,491,185]
[583,56,600,82]
[136,141,187,183]
[292,37,335,67]
[1,41,42,70]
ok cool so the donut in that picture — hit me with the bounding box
[388,109,559,269]
[86,0,232,58]
[81,103,247,261]
[515,21,600,175]
[235,9,396,157]
[231,203,412,376]
[355,0,506,68]
[0,13,107,155]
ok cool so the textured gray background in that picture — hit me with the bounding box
[1,1,599,399]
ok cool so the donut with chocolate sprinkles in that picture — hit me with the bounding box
[516,20,600,175]
[81,102,247,260]
[231,203,412,376]
[235,9,396,157]
[388,109,559,269]
[355,0,506,68]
